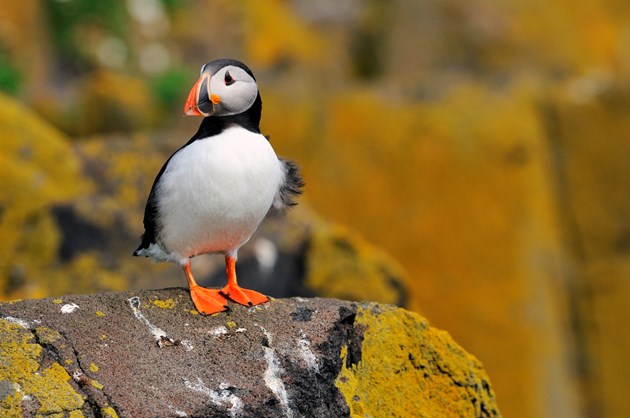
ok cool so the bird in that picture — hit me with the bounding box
[133,58,303,315]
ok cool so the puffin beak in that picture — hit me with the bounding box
[184,74,220,116]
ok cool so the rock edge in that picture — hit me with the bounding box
[0,289,501,417]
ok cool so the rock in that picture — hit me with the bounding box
[0,92,90,299]
[45,128,411,304]
[0,289,500,417]
[0,92,409,309]
[544,93,630,418]
[204,210,410,307]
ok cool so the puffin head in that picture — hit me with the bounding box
[184,59,258,117]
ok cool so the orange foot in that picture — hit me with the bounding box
[220,284,269,307]
[189,285,229,315]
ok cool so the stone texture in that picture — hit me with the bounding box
[545,94,630,418]
[0,289,500,417]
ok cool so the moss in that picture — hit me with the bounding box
[153,298,176,309]
[0,319,85,415]
[335,305,500,417]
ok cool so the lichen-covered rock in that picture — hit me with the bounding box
[0,90,409,309]
[43,128,410,304]
[0,93,91,300]
[336,306,499,417]
[205,209,410,307]
[546,94,630,418]
[0,289,500,417]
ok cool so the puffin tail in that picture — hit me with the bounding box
[274,158,304,211]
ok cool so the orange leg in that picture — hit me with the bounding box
[183,261,228,315]
[220,255,269,307]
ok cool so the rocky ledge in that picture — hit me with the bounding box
[0,289,501,417]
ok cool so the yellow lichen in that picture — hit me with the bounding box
[190,310,199,315]
[0,319,85,415]
[335,305,499,417]
[0,93,91,299]
[37,363,85,413]
[90,379,104,390]
[5,299,22,304]
[34,326,62,345]
[53,299,63,304]
[225,320,237,329]
[306,224,409,305]
[69,410,85,418]
[89,363,99,373]
[153,298,176,309]
[1,391,22,417]
[96,311,105,317]
[101,406,119,418]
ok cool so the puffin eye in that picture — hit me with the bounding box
[224,71,235,86]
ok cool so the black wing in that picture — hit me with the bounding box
[133,133,205,256]
[133,155,173,255]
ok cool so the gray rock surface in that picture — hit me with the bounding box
[0,289,501,417]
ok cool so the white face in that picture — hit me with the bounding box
[208,65,258,116]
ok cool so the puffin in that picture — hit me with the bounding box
[133,58,303,314]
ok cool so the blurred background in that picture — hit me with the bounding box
[1,1,629,417]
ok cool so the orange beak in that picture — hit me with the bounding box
[184,76,204,116]
[184,74,221,116]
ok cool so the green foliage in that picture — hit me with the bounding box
[44,0,129,71]
[0,49,21,95]
[159,0,187,12]
[150,67,189,111]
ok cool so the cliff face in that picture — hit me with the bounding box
[0,289,500,417]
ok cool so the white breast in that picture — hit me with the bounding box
[155,127,283,262]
